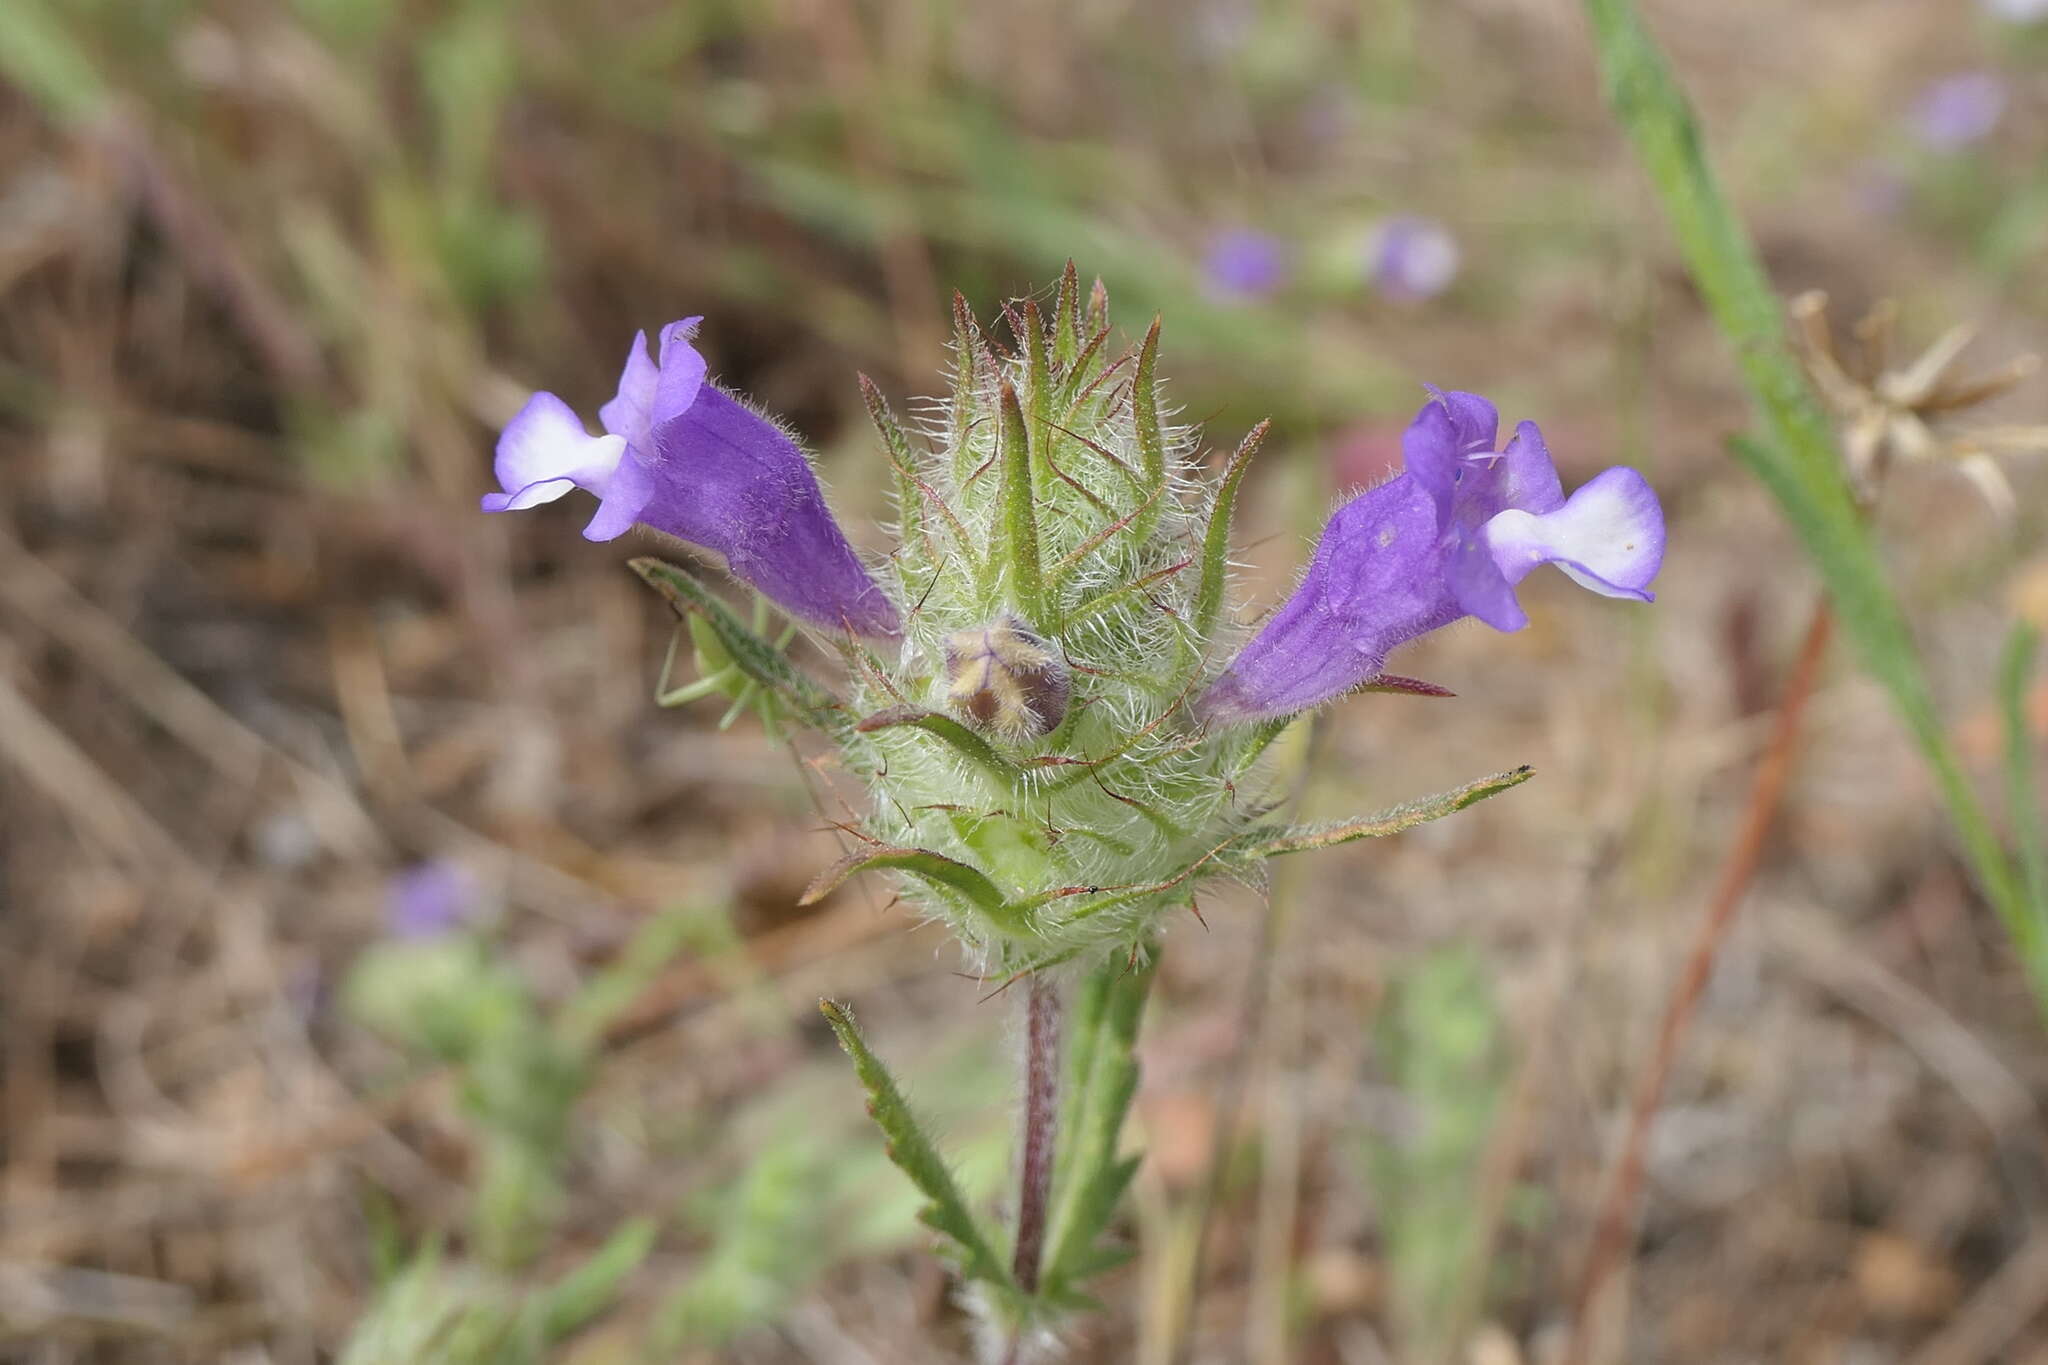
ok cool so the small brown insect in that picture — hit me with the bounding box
[943,614,1070,740]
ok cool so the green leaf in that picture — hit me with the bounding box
[1132,316,1168,542]
[1048,961,1112,1213]
[818,1000,1016,1293]
[855,704,1018,780]
[1018,300,1054,499]
[997,380,1047,624]
[799,844,1012,922]
[1193,419,1270,644]
[950,291,989,487]
[1366,947,1512,1356]
[1086,276,1110,337]
[531,1217,658,1343]
[555,903,702,1053]
[1063,557,1195,631]
[1052,259,1083,366]
[1043,951,1154,1299]
[1586,0,2028,944]
[2001,623,2048,924]
[1244,766,1534,858]
[628,558,844,732]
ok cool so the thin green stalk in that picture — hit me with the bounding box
[2000,624,2047,938]
[1583,0,2030,944]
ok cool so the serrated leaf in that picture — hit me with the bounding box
[858,373,929,558]
[819,1000,1015,1293]
[1242,766,1534,858]
[799,845,1011,922]
[628,558,843,731]
[854,704,1017,780]
[1194,419,1270,643]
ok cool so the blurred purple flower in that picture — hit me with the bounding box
[1198,389,1664,724]
[387,860,478,939]
[1369,216,1461,302]
[1909,73,2007,151]
[483,319,901,638]
[1983,0,2048,23]
[1203,230,1289,301]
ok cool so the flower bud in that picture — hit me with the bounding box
[943,615,1070,740]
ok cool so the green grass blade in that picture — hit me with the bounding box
[532,1217,658,1343]
[1585,0,2028,938]
[2001,624,2047,923]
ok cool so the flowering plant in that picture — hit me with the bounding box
[484,266,1663,1356]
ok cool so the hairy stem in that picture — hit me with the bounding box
[1565,600,1834,1359]
[1013,971,1061,1296]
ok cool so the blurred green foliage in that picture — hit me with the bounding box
[1364,947,1526,1363]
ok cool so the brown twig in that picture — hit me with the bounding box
[1564,600,1835,1360]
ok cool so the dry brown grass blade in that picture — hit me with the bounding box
[1565,600,1835,1362]
[0,528,382,858]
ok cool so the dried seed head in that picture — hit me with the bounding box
[1789,290,2047,513]
[943,615,1070,740]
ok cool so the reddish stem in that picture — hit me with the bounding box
[1012,971,1060,1297]
[1565,601,1835,1359]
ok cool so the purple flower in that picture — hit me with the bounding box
[483,320,901,639]
[1198,389,1664,724]
[387,860,478,938]
[1369,216,1460,303]
[1908,73,2007,151]
[1203,230,1289,301]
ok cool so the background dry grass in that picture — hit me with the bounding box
[3,0,2048,1361]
